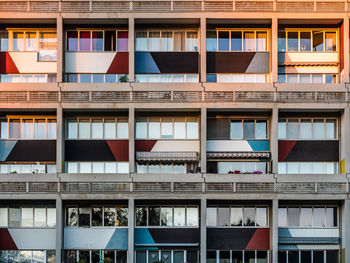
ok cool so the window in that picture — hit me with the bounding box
[136,30,199,51]
[135,74,199,83]
[0,31,9,51]
[278,29,337,52]
[136,206,199,227]
[278,162,338,174]
[278,250,339,263]
[230,120,268,139]
[66,73,128,83]
[206,30,268,52]
[217,162,267,174]
[0,250,56,263]
[278,73,337,84]
[278,118,337,140]
[136,250,197,263]
[67,117,128,139]
[67,30,128,51]
[207,206,268,227]
[278,206,338,227]
[136,117,199,139]
[207,250,268,263]
[66,206,128,227]
[66,162,129,174]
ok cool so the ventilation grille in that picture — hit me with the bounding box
[92,1,130,12]
[205,1,233,11]
[235,1,273,12]
[277,1,314,12]
[61,1,90,12]
[173,1,202,11]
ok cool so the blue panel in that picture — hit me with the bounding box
[247,140,270,151]
[134,228,156,246]
[106,228,128,250]
[135,52,160,74]
[278,228,292,238]
[0,140,16,161]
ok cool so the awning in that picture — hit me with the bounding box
[279,237,340,244]
[136,151,199,161]
[207,152,270,159]
[279,62,338,66]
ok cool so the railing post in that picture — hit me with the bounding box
[200,198,207,263]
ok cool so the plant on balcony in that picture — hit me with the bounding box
[228,170,241,174]
[103,258,114,263]
[252,170,263,174]
[119,75,128,83]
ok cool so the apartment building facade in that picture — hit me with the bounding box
[1,1,350,263]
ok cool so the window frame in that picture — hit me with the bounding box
[229,118,269,140]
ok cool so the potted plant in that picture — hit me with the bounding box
[119,75,128,83]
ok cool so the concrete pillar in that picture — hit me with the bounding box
[128,198,135,263]
[55,198,63,263]
[200,17,206,83]
[341,199,350,263]
[271,199,278,263]
[343,18,349,83]
[129,107,135,174]
[128,18,135,83]
[340,107,350,174]
[56,106,63,173]
[56,16,63,83]
[270,108,278,173]
[200,107,207,173]
[271,17,278,83]
[200,198,207,263]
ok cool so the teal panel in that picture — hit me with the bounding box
[247,140,270,151]
[106,228,128,250]
[135,228,156,246]
[0,140,16,161]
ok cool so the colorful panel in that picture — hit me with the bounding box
[207,228,270,250]
[107,52,129,74]
[278,140,339,162]
[65,140,129,162]
[0,52,19,74]
[135,228,200,246]
[135,140,200,152]
[0,229,18,250]
[64,228,128,250]
[206,52,269,74]
[206,140,270,152]
[278,228,340,245]
[135,52,199,74]
[1,140,56,162]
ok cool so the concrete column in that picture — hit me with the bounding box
[56,16,63,83]
[56,106,63,173]
[200,107,207,173]
[271,199,278,263]
[270,108,278,173]
[129,107,135,174]
[271,17,278,83]
[341,199,350,263]
[55,198,63,263]
[200,198,206,263]
[340,107,350,174]
[200,17,206,83]
[128,198,135,263]
[128,18,135,83]
[343,18,349,83]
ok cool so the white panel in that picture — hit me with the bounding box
[284,66,338,74]
[65,52,116,73]
[151,140,200,152]
[8,229,56,249]
[64,228,115,249]
[279,52,339,63]
[296,244,340,250]
[286,228,339,238]
[9,52,57,74]
[206,140,252,152]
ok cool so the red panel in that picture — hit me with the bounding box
[106,140,129,161]
[0,229,18,250]
[107,52,129,74]
[0,52,19,74]
[278,140,297,162]
[135,140,157,152]
[245,228,270,250]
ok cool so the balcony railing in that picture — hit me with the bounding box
[0,90,348,104]
[0,0,347,13]
[0,173,348,194]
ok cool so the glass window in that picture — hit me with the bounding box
[217,207,230,227]
[20,251,32,263]
[230,207,243,226]
[91,31,103,51]
[287,74,298,83]
[34,119,46,139]
[104,118,116,139]
[312,163,324,174]
[256,207,267,227]
[325,32,336,51]
[117,251,127,263]
[231,31,242,51]
[8,251,20,262]
[207,207,217,226]
[278,251,287,263]
[148,250,159,262]
[218,31,229,51]
[80,162,91,173]
[288,251,299,263]
[147,206,160,226]
[47,208,56,227]
[136,31,147,51]
[312,74,323,83]
[79,119,90,139]
[92,163,104,173]
[117,119,128,139]
[148,117,160,139]
[21,207,33,227]
[67,162,78,173]
[161,207,173,226]
[300,207,312,227]
[301,251,311,263]
[13,32,24,51]
[92,74,104,83]
[243,31,254,51]
[220,251,230,263]
[79,31,91,51]
[256,120,267,139]
[257,251,268,263]
[186,31,198,51]
[91,119,103,139]
[278,119,287,139]
[0,31,9,51]
[105,74,117,83]
[287,32,298,51]
[24,32,37,51]
[230,120,243,139]
[92,207,102,227]
[187,117,198,139]
[300,119,312,139]
[9,207,21,227]
[136,251,146,263]
[256,31,267,51]
[300,163,312,174]
[243,120,255,139]
[313,207,325,227]
[300,74,311,83]
[244,251,255,263]
[149,31,160,51]
[116,207,128,226]
[232,251,243,263]
[161,31,173,51]
[326,207,337,227]
[174,31,185,51]
[161,117,173,138]
[313,251,324,263]
[187,207,198,227]
[0,207,8,227]
[326,119,336,139]
[278,31,286,51]
[117,31,128,51]
[80,74,91,83]
[34,208,46,227]
[67,207,78,227]
[313,119,325,139]
[287,119,299,139]
[174,207,186,226]
[287,207,300,227]
[67,31,78,51]
[104,207,116,226]
[78,250,90,263]
[174,117,186,139]
[136,207,147,226]
[326,250,339,262]
[313,31,324,51]
[67,119,77,139]
[300,32,311,51]
[243,207,255,226]
[173,251,184,263]
[206,31,217,51]
[78,207,90,227]
[278,208,287,227]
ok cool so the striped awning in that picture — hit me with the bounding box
[207,152,270,159]
[136,151,199,161]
